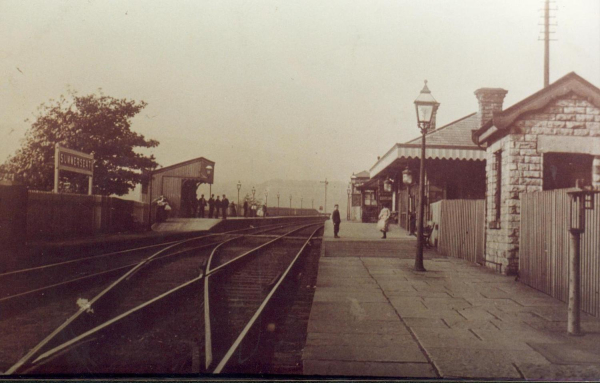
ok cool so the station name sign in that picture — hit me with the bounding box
[56,145,94,176]
[54,144,94,194]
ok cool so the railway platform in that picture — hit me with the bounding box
[302,220,600,380]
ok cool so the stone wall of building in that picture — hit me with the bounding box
[485,93,600,275]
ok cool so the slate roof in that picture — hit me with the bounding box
[473,72,600,145]
[406,112,479,147]
[353,170,370,178]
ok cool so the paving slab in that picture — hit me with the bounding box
[303,360,437,378]
[306,331,415,347]
[312,290,389,303]
[309,301,398,321]
[518,363,600,380]
[527,342,600,364]
[426,348,549,379]
[303,344,427,363]
[307,318,410,335]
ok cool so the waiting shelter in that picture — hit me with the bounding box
[141,157,215,219]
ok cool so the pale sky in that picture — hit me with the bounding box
[1,0,599,190]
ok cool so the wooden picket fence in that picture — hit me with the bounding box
[520,189,600,317]
[435,199,486,264]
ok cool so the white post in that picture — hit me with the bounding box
[88,153,94,195]
[568,230,582,336]
[53,144,60,193]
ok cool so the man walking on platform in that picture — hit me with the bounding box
[214,196,221,219]
[331,204,341,238]
[198,194,206,218]
[221,194,229,219]
[208,194,215,218]
[243,200,249,217]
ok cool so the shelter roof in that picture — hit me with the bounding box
[353,170,370,179]
[406,113,479,147]
[369,113,485,179]
[150,157,215,176]
[473,72,600,145]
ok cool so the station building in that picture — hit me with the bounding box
[141,157,215,219]
[472,72,600,275]
[355,110,486,229]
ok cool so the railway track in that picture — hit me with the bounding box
[1,219,324,375]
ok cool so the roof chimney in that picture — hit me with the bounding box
[475,88,508,129]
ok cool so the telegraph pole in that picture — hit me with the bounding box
[320,178,329,214]
[540,0,556,88]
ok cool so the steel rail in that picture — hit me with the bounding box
[31,274,206,365]
[1,221,306,303]
[3,219,319,375]
[0,239,222,304]
[212,224,323,373]
[0,240,183,278]
[203,222,323,370]
[0,220,293,278]
[26,222,321,371]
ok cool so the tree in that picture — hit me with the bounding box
[2,91,159,195]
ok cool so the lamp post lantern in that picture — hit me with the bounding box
[413,80,440,272]
[206,165,213,195]
[236,181,241,208]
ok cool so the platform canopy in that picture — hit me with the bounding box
[370,113,485,179]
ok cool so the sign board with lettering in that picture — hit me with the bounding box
[54,144,94,194]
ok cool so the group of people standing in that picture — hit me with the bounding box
[196,194,233,219]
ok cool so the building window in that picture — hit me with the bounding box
[543,152,593,190]
[364,191,377,206]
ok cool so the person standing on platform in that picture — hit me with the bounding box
[331,204,341,238]
[378,206,391,239]
[231,201,237,217]
[198,194,206,218]
[221,194,229,219]
[208,194,215,218]
[263,204,268,217]
[214,196,221,219]
[243,200,249,217]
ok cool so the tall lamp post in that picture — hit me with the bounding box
[252,186,256,200]
[265,190,268,207]
[347,184,352,220]
[237,181,242,208]
[277,192,280,216]
[413,80,440,272]
[290,194,292,209]
[301,197,303,211]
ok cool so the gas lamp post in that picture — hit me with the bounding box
[413,80,440,272]
[237,181,241,208]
